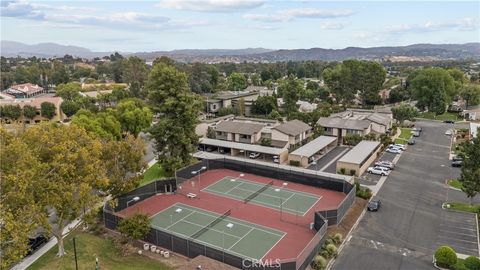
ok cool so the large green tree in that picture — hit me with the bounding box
[22,105,37,120]
[72,109,122,140]
[2,105,22,120]
[460,84,480,109]
[115,99,153,137]
[279,75,302,115]
[251,95,277,116]
[410,68,455,114]
[459,130,480,205]
[40,102,56,119]
[147,63,201,174]
[55,82,82,101]
[226,72,247,91]
[60,100,80,118]
[391,104,419,124]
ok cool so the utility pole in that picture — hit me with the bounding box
[73,237,79,270]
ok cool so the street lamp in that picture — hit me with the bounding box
[276,182,288,220]
[192,166,207,195]
[223,223,234,262]
[126,196,140,207]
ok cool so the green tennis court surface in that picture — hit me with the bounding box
[150,203,285,260]
[202,177,321,216]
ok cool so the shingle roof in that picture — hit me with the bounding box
[366,113,391,126]
[215,121,265,135]
[317,117,371,130]
[272,119,311,136]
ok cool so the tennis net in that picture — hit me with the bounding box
[190,209,232,239]
[244,181,274,203]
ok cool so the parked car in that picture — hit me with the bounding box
[412,131,420,137]
[452,160,463,167]
[27,234,48,256]
[273,156,279,163]
[375,160,394,169]
[205,146,214,152]
[367,200,382,211]
[367,167,390,176]
[452,156,463,162]
[408,138,415,145]
[391,144,406,151]
[412,127,422,133]
[386,148,402,154]
[219,148,225,154]
[444,120,455,124]
[374,165,391,171]
[445,130,453,136]
[249,152,260,159]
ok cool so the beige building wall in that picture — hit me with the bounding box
[336,144,381,176]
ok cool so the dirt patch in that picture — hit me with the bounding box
[327,197,367,238]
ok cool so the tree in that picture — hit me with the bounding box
[147,63,201,174]
[55,82,82,101]
[102,135,146,197]
[343,134,362,146]
[410,68,455,114]
[465,256,480,270]
[236,97,246,116]
[72,109,122,140]
[2,105,22,120]
[312,125,324,139]
[251,95,277,116]
[206,126,216,139]
[117,213,151,244]
[40,102,56,119]
[267,109,282,121]
[227,72,247,91]
[391,104,418,124]
[459,130,480,205]
[279,75,301,115]
[460,84,480,109]
[260,138,271,146]
[22,105,37,120]
[0,130,47,268]
[20,124,108,257]
[115,99,153,137]
[122,56,148,87]
[434,246,457,268]
[60,100,80,118]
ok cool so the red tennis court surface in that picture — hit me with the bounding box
[119,169,345,262]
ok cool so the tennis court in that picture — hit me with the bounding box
[202,177,321,216]
[150,203,285,260]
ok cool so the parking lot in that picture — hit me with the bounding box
[359,151,399,185]
[438,208,479,256]
[308,146,350,173]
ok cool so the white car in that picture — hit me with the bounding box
[273,156,279,163]
[393,144,406,151]
[374,165,391,171]
[249,152,260,159]
[445,130,453,136]
[375,160,394,169]
[367,167,390,176]
[386,148,402,154]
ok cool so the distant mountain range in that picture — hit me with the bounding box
[2,40,479,62]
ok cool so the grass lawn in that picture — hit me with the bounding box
[419,111,461,121]
[139,163,169,187]
[28,230,171,270]
[445,202,480,214]
[447,179,463,190]
[395,128,412,144]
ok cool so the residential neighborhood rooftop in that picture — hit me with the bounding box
[290,136,337,157]
[215,120,265,135]
[338,140,381,165]
[317,117,371,130]
[199,138,286,155]
[273,119,311,136]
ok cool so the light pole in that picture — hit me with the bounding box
[275,182,288,220]
[223,223,234,262]
[191,166,207,195]
[126,196,140,208]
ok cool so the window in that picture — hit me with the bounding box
[324,127,333,132]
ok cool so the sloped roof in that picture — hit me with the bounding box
[338,140,381,165]
[215,121,265,135]
[272,119,311,136]
[317,117,371,130]
[366,113,391,126]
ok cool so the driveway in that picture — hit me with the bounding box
[333,120,479,270]
[308,146,349,173]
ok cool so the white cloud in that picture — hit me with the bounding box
[385,17,478,33]
[319,21,346,30]
[157,0,265,12]
[244,8,354,22]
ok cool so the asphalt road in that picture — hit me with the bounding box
[333,120,479,270]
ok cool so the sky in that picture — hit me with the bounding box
[1,0,479,52]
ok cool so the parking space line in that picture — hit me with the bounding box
[439,229,477,238]
[440,224,478,231]
[438,235,478,244]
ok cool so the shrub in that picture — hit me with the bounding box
[325,243,337,258]
[332,233,343,245]
[117,213,151,244]
[312,255,327,270]
[465,256,480,270]
[324,238,334,246]
[434,246,457,268]
[290,160,300,166]
[349,169,356,176]
[339,168,346,175]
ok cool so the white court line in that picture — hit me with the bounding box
[203,188,308,216]
[303,195,322,214]
[179,219,242,239]
[175,203,285,237]
[162,210,197,231]
[260,231,287,261]
[228,227,254,250]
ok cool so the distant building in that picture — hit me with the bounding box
[0,96,66,124]
[271,120,312,149]
[3,83,46,98]
[205,86,272,116]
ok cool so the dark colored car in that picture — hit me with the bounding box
[408,138,415,145]
[452,160,463,167]
[367,200,381,211]
[27,235,48,256]
[444,120,455,124]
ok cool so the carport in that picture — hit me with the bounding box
[198,138,289,163]
[289,136,338,168]
[336,141,381,176]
